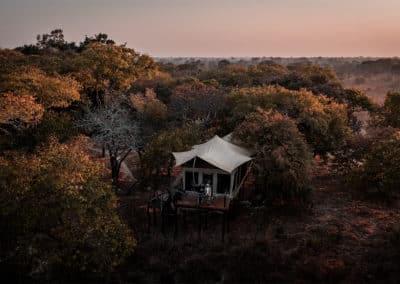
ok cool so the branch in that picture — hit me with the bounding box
[119,148,132,164]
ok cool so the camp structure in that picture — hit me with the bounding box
[172,134,253,199]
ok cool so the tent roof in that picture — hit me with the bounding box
[172,135,253,173]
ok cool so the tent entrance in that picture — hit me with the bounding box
[217,174,230,195]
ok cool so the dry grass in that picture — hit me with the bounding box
[115,160,400,283]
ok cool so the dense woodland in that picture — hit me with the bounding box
[1,30,400,283]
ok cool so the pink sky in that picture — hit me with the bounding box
[0,0,399,57]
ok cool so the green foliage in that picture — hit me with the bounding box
[354,131,400,198]
[228,86,351,154]
[382,92,400,128]
[72,42,157,106]
[140,124,206,186]
[0,137,135,275]
[130,88,168,133]
[36,29,76,51]
[234,109,313,204]
[26,111,80,147]
[130,72,175,104]
[343,88,377,112]
[169,79,225,123]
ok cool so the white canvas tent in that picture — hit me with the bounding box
[172,135,253,198]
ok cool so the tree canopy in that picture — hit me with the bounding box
[228,86,351,154]
[0,137,135,275]
[72,42,157,106]
[350,131,400,198]
[234,109,313,204]
[0,66,81,109]
[382,92,400,128]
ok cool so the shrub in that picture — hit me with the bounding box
[354,131,400,198]
[234,109,313,205]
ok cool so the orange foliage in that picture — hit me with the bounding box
[0,92,44,126]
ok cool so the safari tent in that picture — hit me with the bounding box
[172,134,253,198]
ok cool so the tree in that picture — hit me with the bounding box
[343,88,376,112]
[79,101,140,185]
[130,72,175,104]
[130,88,168,138]
[0,67,81,145]
[248,61,289,85]
[382,92,400,128]
[79,33,115,50]
[35,28,77,51]
[0,137,135,276]
[0,66,81,109]
[0,92,44,133]
[140,124,207,189]
[352,131,400,198]
[168,80,225,124]
[0,49,26,74]
[72,42,157,107]
[199,64,253,87]
[233,109,313,204]
[228,86,351,154]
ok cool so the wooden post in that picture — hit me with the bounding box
[153,206,157,226]
[183,210,187,231]
[174,209,178,240]
[147,203,151,234]
[221,212,226,242]
[161,208,165,236]
[226,211,230,235]
[198,211,202,240]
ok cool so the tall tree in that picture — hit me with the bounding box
[0,137,135,276]
[73,43,157,107]
[0,92,44,134]
[382,92,400,128]
[228,86,351,154]
[0,66,81,109]
[79,101,140,185]
[234,109,313,204]
[169,80,225,124]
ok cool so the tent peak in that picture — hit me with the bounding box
[172,134,253,173]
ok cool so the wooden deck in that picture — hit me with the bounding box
[175,192,230,211]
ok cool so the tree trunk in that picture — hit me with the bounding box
[137,149,146,185]
[110,154,119,185]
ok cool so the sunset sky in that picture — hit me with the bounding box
[0,0,399,57]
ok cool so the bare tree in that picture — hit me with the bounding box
[79,102,140,185]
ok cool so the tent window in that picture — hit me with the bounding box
[217,174,230,194]
[185,171,199,191]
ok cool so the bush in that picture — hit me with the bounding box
[382,92,400,128]
[234,109,313,205]
[353,131,400,198]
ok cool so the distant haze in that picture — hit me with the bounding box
[0,0,399,57]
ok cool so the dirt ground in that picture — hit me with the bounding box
[115,160,400,283]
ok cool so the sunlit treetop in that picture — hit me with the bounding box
[73,42,157,93]
[0,92,44,129]
[0,66,81,109]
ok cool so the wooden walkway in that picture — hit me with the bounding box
[175,192,230,212]
[147,191,231,241]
